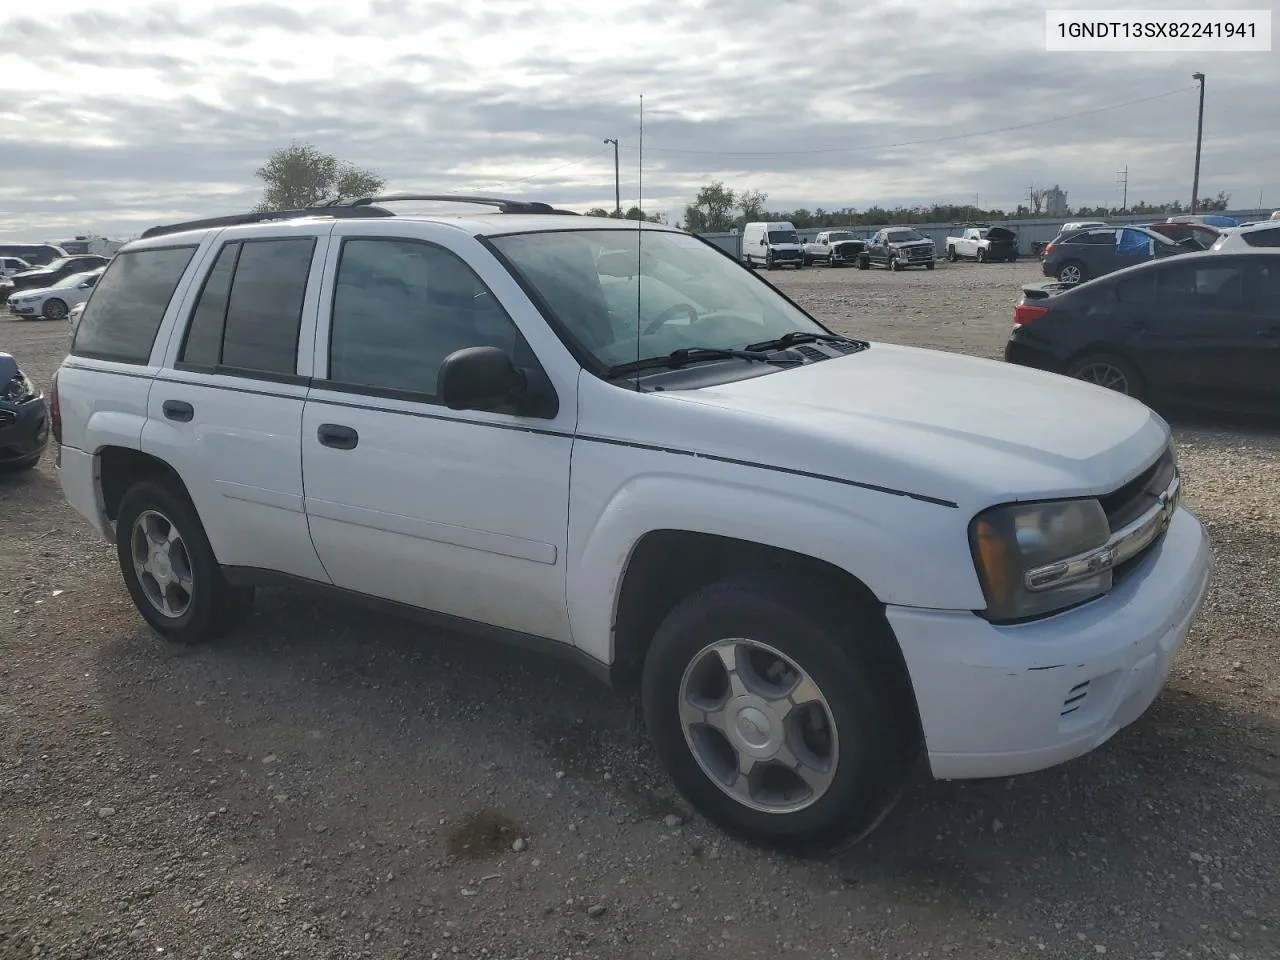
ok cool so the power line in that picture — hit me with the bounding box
[618,85,1197,158]
[494,146,613,186]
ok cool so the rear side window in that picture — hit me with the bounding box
[71,245,197,363]
[179,237,315,378]
[1243,227,1280,248]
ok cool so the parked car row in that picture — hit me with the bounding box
[743,222,939,272]
[3,254,110,320]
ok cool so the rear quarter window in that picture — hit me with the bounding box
[1243,227,1280,248]
[71,245,197,363]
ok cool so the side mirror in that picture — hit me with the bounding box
[77,282,91,289]
[437,345,528,413]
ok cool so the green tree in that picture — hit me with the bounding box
[253,141,386,212]
[683,181,737,233]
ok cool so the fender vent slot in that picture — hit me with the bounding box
[1060,680,1090,717]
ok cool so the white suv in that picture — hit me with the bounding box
[52,196,1213,847]
[1209,221,1280,252]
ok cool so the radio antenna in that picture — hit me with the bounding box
[633,93,644,390]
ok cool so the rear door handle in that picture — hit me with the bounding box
[162,400,194,422]
[317,423,358,450]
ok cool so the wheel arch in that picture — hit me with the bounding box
[607,529,923,741]
[96,445,190,524]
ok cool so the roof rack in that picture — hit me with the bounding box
[347,193,580,215]
[139,204,395,240]
[139,193,579,241]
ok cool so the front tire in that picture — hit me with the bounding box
[115,479,255,644]
[889,257,901,272]
[947,246,957,262]
[641,573,919,849]
[42,298,68,321]
[976,248,986,264]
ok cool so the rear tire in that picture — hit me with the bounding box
[641,572,919,849]
[1066,352,1146,402]
[115,479,255,644]
[1057,260,1086,284]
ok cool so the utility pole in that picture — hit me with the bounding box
[1116,166,1128,212]
[602,138,620,217]
[1190,73,1205,213]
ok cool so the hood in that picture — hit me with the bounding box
[663,343,1169,510]
[888,238,932,247]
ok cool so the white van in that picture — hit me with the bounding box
[741,221,805,270]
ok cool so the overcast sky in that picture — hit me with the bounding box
[1,0,1276,239]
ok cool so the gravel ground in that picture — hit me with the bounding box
[2,260,1277,960]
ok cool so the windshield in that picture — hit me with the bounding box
[488,228,827,371]
[886,229,926,242]
[767,229,799,244]
[827,231,855,241]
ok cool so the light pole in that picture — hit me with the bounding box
[1190,72,1205,214]
[603,138,620,217]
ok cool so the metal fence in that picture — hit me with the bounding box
[697,210,1273,259]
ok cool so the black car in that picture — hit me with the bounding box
[1040,225,1191,284]
[0,353,50,472]
[5,255,110,295]
[1006,250,1280,414]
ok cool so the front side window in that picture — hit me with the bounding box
[72,245,197,363]
[326,238,525,397]
[489,228,828,374]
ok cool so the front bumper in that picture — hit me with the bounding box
[887,506,1213,780]
[8,302,39,317]
[0,395,51,464]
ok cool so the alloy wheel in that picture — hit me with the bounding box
[130,509,195,618]
[678,637,839,814]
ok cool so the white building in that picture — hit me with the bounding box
[1045,186,1069,218]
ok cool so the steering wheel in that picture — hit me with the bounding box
[642,302,699,336]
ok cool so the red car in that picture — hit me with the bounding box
[1143,222,1222,249]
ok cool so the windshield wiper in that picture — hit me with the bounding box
[744,331,865,352]
[605,346,802,379]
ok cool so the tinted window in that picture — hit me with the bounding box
[179,242,240,368]
[219,238,315,375]
[72,245,197,363]
[327,238,524,397]
[1243,260,1280,306]
[1157,262,1243,304]
[1243,227,1280,248]
[1114,272,1156,304]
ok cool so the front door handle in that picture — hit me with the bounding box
[317,423,358,450]
[162,400,194,422]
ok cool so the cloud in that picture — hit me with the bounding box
[0,0,1275,238]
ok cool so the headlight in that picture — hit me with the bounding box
[969,498,1111,621]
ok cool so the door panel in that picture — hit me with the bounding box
[146,229,331,581]
[1133,258,1257,406]
[301,223,577,643]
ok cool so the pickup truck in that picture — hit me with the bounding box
[945,226,1019,263]
[802,230,868,267]
[858,227,936,271]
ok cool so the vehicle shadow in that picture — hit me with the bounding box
[92,583,1279,948]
